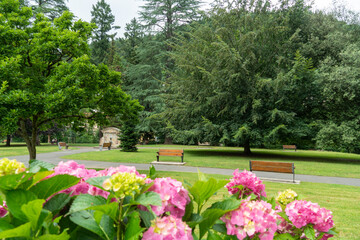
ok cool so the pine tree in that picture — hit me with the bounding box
[90,0,117,65]
[28,0,69,19]
[119,120,139,152]
[140,0,201,39]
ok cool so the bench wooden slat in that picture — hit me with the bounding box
[158,149,184,153]
[103,143,111,147]
[283,145,297,151]
[250,160,295,182]
[157,149,184,163]
[251,166,294,174]
[158,152,183,156]
[251,161,293,168]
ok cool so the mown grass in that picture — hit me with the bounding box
[138,170,359,240]
[62,146,360,178]
[0,143,79,157]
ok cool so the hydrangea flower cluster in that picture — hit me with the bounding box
[0,158,26,176]
[146,177,190,218]
[276,189,298,209]
[142,215,193,240]
[225,169,266,199]
[103,172,146,198]
[49,161,148,198]
[0,201,7,218]
[285,200,334,233]
[221,199,278,240]
[51,161,100,197]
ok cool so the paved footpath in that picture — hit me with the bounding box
[6,147,360,187]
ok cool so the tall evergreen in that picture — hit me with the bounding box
[28,0,69,19]
[140,0,201,39]
[90,0,117,65]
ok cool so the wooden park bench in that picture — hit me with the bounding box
[283,145,297,151]
[249,160,296,183]
[58,142,68,150]
[100,142,112,151]
[157,149,184,163]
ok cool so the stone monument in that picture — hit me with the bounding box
[99,127,121,148]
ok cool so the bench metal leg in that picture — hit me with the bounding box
[181,156,183,163]
[157,156,159,162]
[108,146,111,150]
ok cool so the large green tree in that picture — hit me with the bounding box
[0,0,141,160]
[90,0,117,65]
[166,0,319,153]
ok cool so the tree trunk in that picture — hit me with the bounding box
[164,136,173,145]
[20,119,37,160]
[243,139,251,155]
[48,134,51,144]
[5,135,11,147]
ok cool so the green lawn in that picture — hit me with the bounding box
[139,171,359,240]
[62,146,360,178]
[0,144,74,157]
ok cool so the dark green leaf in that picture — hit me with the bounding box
[125,211,144,240]
[209,198,241,211]
[44,193,72,214]
[0,219,14,232]
[199,209,228,239]
[36,230,70,240]
[68,194,106,215]
[0,172,34,191]
[87,202,119,222]
[139,209,155,228]
[29,174,80,199]
[182,199,194,222]
[29,159,55,173]
[0,222,32,238]
[304,225,315,240]
[5,189,37,221]
[149,165,157,179]
[133,192,162,206]
[70,210,115,240]
[21,199,45,231]
[207,230,223,240]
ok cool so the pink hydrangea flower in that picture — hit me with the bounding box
[145,177,190,218]
[225,169,266,199]
[50,161,147,198]
[285,200,334,234]
[142,215,193,240]
[221,199,277,240]
[98,165,146,178]
[0,201,7,218]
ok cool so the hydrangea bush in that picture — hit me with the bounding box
[0,158,337,239]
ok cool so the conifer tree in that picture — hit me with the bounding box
[90,0,117,65]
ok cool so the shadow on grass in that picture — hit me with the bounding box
[185,149,360,164]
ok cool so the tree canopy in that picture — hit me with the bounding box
[0,0,142,159]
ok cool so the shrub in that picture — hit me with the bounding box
[0,158,336,239]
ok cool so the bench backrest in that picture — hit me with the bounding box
[250,160,294,174]
[283,145,296,149]
[103,142,112,148]
[158,149,184,156]
[58,142,67,146]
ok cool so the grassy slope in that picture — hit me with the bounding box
[142,171,359,240]
[62,146,360,178]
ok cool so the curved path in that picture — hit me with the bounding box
[6,147,360,187]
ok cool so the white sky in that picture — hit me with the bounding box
[67,0,360,37]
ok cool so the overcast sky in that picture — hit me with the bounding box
[67,0,360,37]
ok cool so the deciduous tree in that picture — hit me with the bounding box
[0,0,142,160]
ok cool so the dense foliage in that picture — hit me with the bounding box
[0,0,141,159]
[0,158,337,239]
